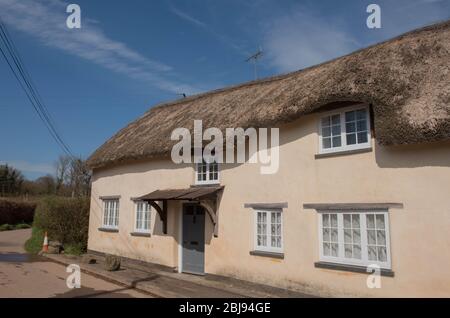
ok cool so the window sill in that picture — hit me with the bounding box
[249,250,284,259]
[315,147,372,159]
[130,232,151,237]
[314,261,394,277]
[98,227,119,233]
[193,182,221,187]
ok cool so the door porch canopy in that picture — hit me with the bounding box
[136,185,224,236]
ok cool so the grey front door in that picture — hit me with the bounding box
[182,204,205,275]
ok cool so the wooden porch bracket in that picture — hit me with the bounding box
[147,200,167,234]
[199,198,219,237]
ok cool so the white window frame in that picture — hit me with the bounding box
[318,104,371,154]
[134,200,151,233]
[253,208,283,253]
[195,156,220,185]
[102,199,119,229]
[317,210,391,269]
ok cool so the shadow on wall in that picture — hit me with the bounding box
[374,140,450,168]
[91,159,192,182]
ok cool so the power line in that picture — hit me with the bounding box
[0,17,74,157]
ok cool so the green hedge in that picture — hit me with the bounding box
[0,199,36,225]
[32,196,90,252]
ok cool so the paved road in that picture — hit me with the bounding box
[0,229,150,298]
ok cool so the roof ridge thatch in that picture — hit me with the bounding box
[88,19,450,170]
[147,19,450,112]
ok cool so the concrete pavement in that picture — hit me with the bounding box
[0,229,150,298]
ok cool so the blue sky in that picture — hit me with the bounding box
[0,0,449,179]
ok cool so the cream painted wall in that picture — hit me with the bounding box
[88,113,450,297]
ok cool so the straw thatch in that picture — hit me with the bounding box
[87,20,450,169]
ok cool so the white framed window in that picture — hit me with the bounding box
[254,209,283,253]
[102,199,119,229]
[195,158,219,185]
[134,201,151,233]
[319,105,371,154]
[318,211,391,269]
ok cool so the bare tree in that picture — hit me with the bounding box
[55,155,71,194]
[68,157,91,197]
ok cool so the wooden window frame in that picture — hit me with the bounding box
[254,208,283,253]
[317,210,391,269]
[195,157,220,185]
[318,104,371,155]
[134,200,151,233]
[102,199,119,229]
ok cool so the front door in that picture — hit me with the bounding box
[182,204,205,274]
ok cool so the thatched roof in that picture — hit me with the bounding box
[87,20,450,170]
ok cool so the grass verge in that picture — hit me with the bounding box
[24,227,45,254]
[0,223,32,231]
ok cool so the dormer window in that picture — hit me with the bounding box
[195,158,219,185]
[319,105,371,154]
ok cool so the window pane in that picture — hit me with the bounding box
[356,109,366,120]
[354,245,362,259]
[331,229,338,242]
[345,111,355,122]
[357,132,368,143]
[323,243,330,256]
[366,214,375,229]
[344,229,352,243]
[357,120,367,131]
[332,136,341,147]
[322,228,330,241]
[322,127,331,137]
[343,214,351,228]
[331,243,339,257]
[346,133,356,145]
[345,244,352,258]
[330,214,338,227]
[322,214,329,227]
[332,125,340,135]
[346,122,356,133]
[377,247,387,262]
[376,214,385,229]
[323,137,331,149]
[331,114,340,125]
[377,230,386,245]
[368,246,377,261]
[353,230,361,244]
[321,117,330,126]
[367,230,376,245]
[352,215,360,228]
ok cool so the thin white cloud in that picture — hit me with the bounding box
[170,6,206,28]
[262,9,359,73]
[169,4,249,56]
[1,160,54,175]
[0,0,204,94]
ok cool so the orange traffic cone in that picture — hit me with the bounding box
[42,231,49,253]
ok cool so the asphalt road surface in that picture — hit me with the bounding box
[0,229,150,298]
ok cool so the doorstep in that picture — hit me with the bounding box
[43,253,314,298]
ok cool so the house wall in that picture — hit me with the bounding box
[88,113,450,297]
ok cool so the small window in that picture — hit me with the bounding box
[255,209,283,253]
[195,158,219,185]
[319,105,371,154]
[135,201,151,233]
[103,199,119,229]
[319,211,391,269]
